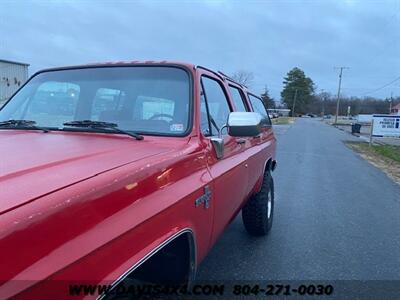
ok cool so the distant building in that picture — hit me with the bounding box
[0,59,29,105]
[391,103,400,115]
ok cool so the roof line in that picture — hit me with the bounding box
[0,59,30,66]
[196,65,224,80]
[217,71,247,89]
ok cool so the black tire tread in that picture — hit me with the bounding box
[242,171,274,236]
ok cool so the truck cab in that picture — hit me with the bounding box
[0,61,276,299]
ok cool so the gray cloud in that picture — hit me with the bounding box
[1,0,399,100]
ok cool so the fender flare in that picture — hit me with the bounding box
[98,228,196,299]
[263,157,277,175]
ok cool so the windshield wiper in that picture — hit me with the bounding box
[63,120,144,140]
[0,119,49,132]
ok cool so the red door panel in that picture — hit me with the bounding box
[205,135,249,246]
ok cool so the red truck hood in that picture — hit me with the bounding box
[0,130,176,214]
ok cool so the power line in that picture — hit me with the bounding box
[367,7,400,67]
[362,76,400,96]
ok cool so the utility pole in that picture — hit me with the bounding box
[334,66,349,124]
[389,91,393,113]
[292,88,298,117]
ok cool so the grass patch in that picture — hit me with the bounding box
[272,117,295,125]
[354,143,400,163]
[346,142,400,184]
[373,145,400,163]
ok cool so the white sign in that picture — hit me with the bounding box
[372,115,400,137]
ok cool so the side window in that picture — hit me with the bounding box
[200,86,211,136]
[248,94,271,125]
[201,76,231,135]
[228,86,248,112]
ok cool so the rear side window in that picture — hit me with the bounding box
[201,76,231,135]
[248,94,271,125]
[228,86,248,112]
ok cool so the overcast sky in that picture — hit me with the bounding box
[1,0,399,101]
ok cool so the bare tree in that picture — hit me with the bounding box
[231,70,254,87]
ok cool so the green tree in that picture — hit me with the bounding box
[260,87,275,108]
[281,67,315,115]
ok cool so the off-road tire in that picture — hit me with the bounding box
[242,171,274,236]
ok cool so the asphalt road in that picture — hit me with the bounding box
[196,118,400,298]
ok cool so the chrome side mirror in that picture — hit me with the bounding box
[227,112,262,137]
[209,112,262,160]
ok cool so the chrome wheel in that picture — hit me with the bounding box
[267,190,272,219]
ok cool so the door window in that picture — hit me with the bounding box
[200,86,212,136]
[201,76,231,136]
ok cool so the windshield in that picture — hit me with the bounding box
[0,66,191,136]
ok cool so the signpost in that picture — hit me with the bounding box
[370,114,400,145]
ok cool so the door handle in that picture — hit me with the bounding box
[253,134,261,139]
[236,139,246,145]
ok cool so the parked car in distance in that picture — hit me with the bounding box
[0,61,277,299]
[270,112,279,118]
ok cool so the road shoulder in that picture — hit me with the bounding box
[346,141,400,185]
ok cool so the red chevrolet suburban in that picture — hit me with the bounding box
[0,61,276,299]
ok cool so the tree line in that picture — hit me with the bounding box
[232,69,399,116]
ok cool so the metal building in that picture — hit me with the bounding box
[0,59,29,105]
